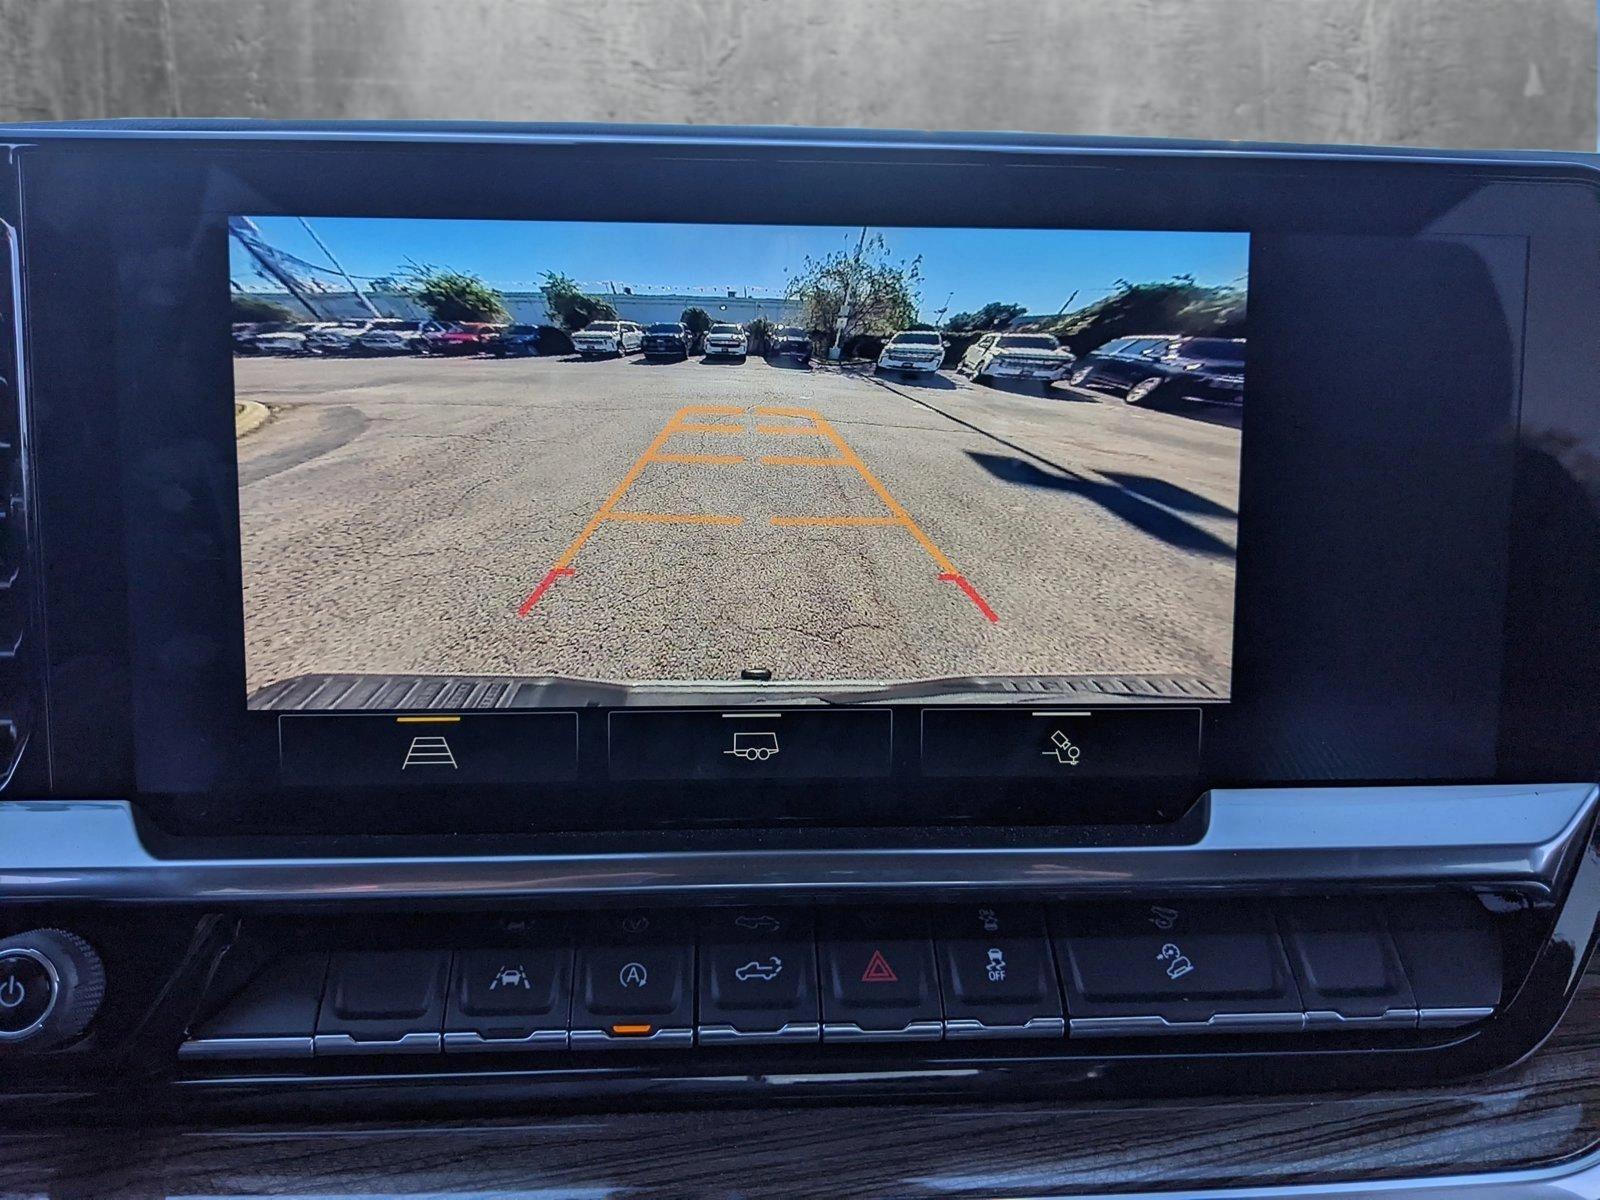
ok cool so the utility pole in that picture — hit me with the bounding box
[298,218,382,318]
[229,216,325,321]
[829,225,869,362]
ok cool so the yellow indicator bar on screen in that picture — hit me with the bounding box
[394,716,462,724]
[611,1024,654,1036]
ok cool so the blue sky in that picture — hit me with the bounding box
[233,216,1248,319]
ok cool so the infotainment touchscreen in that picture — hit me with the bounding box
[230,216,1246,710]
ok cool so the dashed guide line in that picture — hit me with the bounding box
[516,403,998,623]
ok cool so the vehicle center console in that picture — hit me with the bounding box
[0,122,1598,1124]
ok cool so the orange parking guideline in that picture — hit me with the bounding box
[763,405,998,624]
[517,405,748,616]
[518,399,998,625]
[760,455,849,467]
[652,453,745,465]
[605,512,743,526]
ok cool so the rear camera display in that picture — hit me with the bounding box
[229,216,1246,710]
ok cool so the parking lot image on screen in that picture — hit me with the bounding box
[231,216,1247,708]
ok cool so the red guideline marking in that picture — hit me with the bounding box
[517,567,575,617]
[938,573,999,623]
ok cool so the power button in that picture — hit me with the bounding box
[0,949,58,1039]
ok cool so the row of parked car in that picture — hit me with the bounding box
[574,321,815,362]
[874,329,1245,407]
[231,316,1244,407]
[232,318,544,358]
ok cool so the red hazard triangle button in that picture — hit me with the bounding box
[860,948,899,984]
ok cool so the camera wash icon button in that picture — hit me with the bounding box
[606,709,892,781]
[918,707,1202,779]
[278,711,580,786]
[1051,901,1304,1035]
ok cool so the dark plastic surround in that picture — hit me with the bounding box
[0,124,1594,837]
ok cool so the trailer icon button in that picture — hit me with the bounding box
[724,731,779,761]
[607,709,892,780]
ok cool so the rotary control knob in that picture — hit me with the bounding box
[0,929,105,1050]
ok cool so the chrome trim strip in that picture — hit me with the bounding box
[1070,1012,1307,1037]
[696,1021,821,1045]
[312,1031,441,1056]
[441,1028,568,1053]
[943,1015,1066,1040]
[0,786,1593,903]
[569,1027,693,1049]
[1302,1007,1419,1031]
[177,1035,314,1060]
[822,1020,944,1042]
[1418,1005,1496,1028]
[935,1148,1600,1197]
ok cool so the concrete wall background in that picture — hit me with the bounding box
[0,0,1593,150]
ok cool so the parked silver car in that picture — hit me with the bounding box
[572,321,644,357]
[877,330,946,375]
[958,332,1076,391]
[702,323,748,359]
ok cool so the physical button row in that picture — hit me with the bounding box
[277,706,1204,786]
[179,896,1500,1059]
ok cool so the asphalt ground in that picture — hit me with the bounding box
[234,353,1241,701]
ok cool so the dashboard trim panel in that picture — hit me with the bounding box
[0,784,1594,903]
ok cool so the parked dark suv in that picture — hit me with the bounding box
[642,322,694,360]
[1069,335,1246,406]
[766,325,813,363]
[490,324,544,357]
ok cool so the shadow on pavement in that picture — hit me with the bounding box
[631,356,692,366]
[763,357,814,371]
[875,369,958,391]
[1100,471,1237,519]
[966,450,1236,559]
[1156,402,1243,429]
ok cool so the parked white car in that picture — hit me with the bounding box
[572,321,644,357]
[877,330,946,375]
[252,322,334,355]
[306,319,386,355]
[355,320,428,355]
[703,323,749,359]
[958,333,1076,390]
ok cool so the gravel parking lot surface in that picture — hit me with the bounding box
[235,354,1240,701]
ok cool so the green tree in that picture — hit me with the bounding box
[399,264,508,322]
[231,295,294,323]
[543,272,618,331]
[786,233,922,348]
[745,316,774,355]
[680,307,712,337]
[1052,276,1245,354]
[945,301,1027,331]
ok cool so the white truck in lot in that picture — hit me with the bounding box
[572,321,644,357]
[877,330,946,375]
[957,333,1076,391]
[702,323,749,359]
